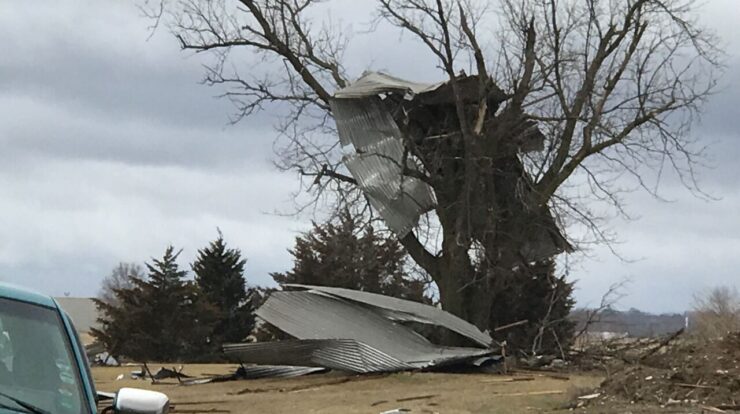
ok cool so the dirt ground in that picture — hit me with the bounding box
[92,364,603,413]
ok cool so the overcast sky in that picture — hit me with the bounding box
[0,1,738,313]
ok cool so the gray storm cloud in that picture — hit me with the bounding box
[0,0,738,312]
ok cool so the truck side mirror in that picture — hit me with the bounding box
[114,388,169,414]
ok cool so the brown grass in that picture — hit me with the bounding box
[93,364,602,413]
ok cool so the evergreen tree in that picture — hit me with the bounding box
[192,231,256,350]
[272,212,428,302]
[92,246,214,362]
[489,260,576,355]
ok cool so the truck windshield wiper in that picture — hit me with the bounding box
[0,391,49,414]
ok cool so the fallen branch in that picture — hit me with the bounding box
[715,405,740,411]
[544,373,570,381]
[674,383,717,390]
[480,376,535,383]
[700,406,726,413]
[491,390,564,397]
[638,328,685,362]
[142,362,157,384]
[494,319,528,332]
[396,395,436,402]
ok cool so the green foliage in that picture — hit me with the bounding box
[192,230,257,353]
[271,211,428,302]
[92,246,216,362]
[488,260,575,355]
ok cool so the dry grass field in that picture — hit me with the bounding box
[92,364,604,413]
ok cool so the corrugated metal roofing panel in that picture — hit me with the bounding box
[223,339,413,373]
[333,72,442,99]
[238,365,325,379]
[251,290,494,372]
[343,137,436,237]
[255,291,434,357]
[181,364,325,384]
[330,97,402,148]
[285,284,493,347]
[331,85,437,237]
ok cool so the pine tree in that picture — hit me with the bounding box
[489,260,576,355]
[92,246,213,362]
[272,212,428,302]
[192,231,256,351]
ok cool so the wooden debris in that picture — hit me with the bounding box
[700,406,726,413]
[480,376,535,383]
[675,383,717,390]
[396,395,436,403]
[493,319,528,332]
[492,390,564,397]
[544,373,570,381]
[577,393,601,400]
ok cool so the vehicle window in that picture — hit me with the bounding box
[0,298,88,414]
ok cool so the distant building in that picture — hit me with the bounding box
[54,297,100,334]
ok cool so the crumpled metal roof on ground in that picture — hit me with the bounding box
[224,340,414,373]
[181,365,325,385]
[235,365,325,379]
[225,286,496,374]
[283,284,493,347]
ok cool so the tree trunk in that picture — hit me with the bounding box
[421,212,495,344]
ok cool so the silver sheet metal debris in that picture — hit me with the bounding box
[331,71,570,259]
[224,339,414,373]
[331,74,438,237]
[224,285,497,374]
[330,97,403,148]
[283,284,493,347]
[343,137,436,237]
[333,72,444,99]
[181,365,326,385]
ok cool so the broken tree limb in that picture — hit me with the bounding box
[492,390,564,397]
[639,328,684,362]
[675,383,717,390]
[494,319,528,332]
[395,395,436,403]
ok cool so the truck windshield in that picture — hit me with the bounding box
[0,298,88,414]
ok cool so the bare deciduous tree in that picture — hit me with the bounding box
[692,286,740,339]
[98,262,144,306]
[146,0,722,337]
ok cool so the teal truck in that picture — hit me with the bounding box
[0,282,169,414]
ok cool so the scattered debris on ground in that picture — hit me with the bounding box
[93,364,603,413]
[86,342,120,366]
[129,365,191,382]
[181,364,326,385]
[573,331,740,411]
